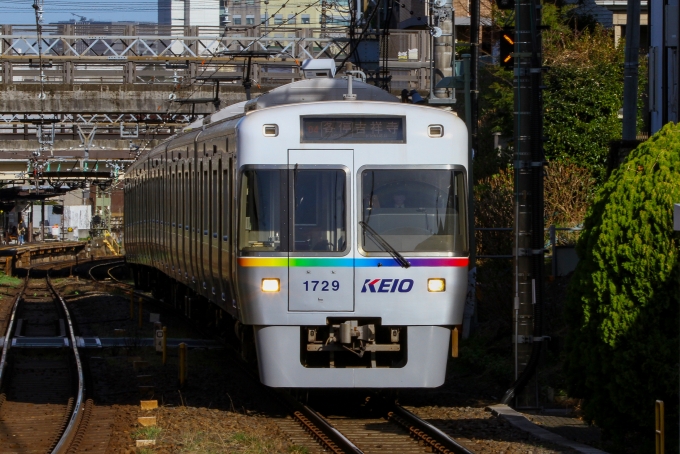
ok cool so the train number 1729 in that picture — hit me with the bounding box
[303,280,340,291]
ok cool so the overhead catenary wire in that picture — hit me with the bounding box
[135,0,324,155]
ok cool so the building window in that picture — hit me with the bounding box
[261,14,267,24]
[246,15,254,25]
[274,14,283,25]
[301,14,310,24]
[287,14,296,24]
[246,0,254,4]
[233,15,242,24]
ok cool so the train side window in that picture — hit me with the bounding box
[212,168,218,237]
[185,167,190,231]
[204,165,209,235]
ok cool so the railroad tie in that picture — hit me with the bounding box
[292,411,344,454]
[65,398,95,454]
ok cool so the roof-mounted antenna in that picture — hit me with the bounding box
[343,70,366,101]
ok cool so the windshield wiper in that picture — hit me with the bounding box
[359,221,410,268]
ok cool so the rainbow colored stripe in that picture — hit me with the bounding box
[238,257,469,267]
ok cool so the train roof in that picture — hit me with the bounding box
[185,77,399,131]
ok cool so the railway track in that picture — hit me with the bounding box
[278,393,475,454]
[88,262,475,453]
[0,272,112,453]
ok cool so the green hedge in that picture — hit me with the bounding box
[565,122,680,446]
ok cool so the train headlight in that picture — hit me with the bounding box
[427,278,446,292]
[261,278,280,292]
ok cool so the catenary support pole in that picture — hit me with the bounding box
[501,0,545,407]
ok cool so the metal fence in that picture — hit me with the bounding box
[475,226,583,277]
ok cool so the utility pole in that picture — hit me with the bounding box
[648,0,679,133]
[470,0,480,152]
[500,0,545,408]
[622,0,640,140]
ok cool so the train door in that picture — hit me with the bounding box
[189,159,196,285]
[210,156,220,298]
[219,154,232,306]
[228,154,237,309]
[287,149,354,312]
[166,161,177,277]
[182,162,189,281]
[201,157,210,295]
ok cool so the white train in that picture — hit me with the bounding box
[124,64,469,387]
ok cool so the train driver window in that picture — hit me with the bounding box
[239,169,286,253]
[292,169,346,253]
[361,169,468,255]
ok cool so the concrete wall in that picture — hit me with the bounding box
[0,84,262,114]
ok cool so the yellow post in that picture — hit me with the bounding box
[655,400,665,454]
[162,326,167,365]
[129,290,134,320]
[178,342,186,387]
[451,327,459,357]
[138,297,143,329]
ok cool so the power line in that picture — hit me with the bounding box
[134,0,324,155]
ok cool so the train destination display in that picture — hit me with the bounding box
[301,116,406,143]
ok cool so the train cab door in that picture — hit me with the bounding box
[287,149,354,312]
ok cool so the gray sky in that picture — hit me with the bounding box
[0,0,159,24]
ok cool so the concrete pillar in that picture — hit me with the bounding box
[63,61,73,85]
[41,200,45,242]
[124,62,136,84]
[28,201,33,243]
[3,62,12,84]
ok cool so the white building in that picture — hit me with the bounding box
[158,0,221,26]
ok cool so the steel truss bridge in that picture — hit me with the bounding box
[0,24,432,86]
[0,24,433,189]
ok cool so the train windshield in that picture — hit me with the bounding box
[239,169,287,253]
[292,169,347,253]
[239,168,347,254]
[361,169,468,254]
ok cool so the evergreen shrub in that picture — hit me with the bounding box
[564,122,680,446]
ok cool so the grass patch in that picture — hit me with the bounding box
[131,426,162,440]
[0,272,22,288]
[159,425,292,454]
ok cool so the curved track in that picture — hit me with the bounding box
[0,273,105,454]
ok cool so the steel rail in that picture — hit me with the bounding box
[46,274,86,454]
[389,404,474,454]
[0,274,28,389]
[293,400,364,454]
[87,259,125,282]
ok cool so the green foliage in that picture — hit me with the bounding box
[0,272,22,288]
[543,27,625,181]
[478,7,648,183]
[131,426,162,440]
[564,123,680,446]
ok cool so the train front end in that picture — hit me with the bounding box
[236,100,469,388]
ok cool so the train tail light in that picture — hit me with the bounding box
[261,278,280,292]
[427,278,446,292]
